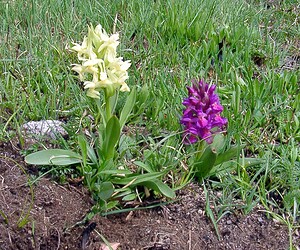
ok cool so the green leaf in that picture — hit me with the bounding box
[122,193,137,201]
[100,169,132,175]
[50,156,82,166]
[112,172,165,185]
[119,87,136,130]
[78,134,99,166]
[194,146,217,178]
[140,179,176,198]
[210,160,237,175]
[215,145,243,166]
[98,182,114,201]
[87,143,98,165]
[25,149,82,166]
[113,188,132,199]
[134,161,154,173]
[78,135,88,164]
[98,158,115,173]
[102,116,120,160]
[210,133,225,154]
[105,200,119,210]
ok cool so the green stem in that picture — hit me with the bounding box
[104,89,112,121]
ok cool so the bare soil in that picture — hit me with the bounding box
[0,141,295,250]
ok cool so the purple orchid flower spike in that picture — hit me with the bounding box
[180,80,227,144]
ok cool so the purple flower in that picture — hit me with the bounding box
[180,80,227,144]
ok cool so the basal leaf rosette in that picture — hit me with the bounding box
[71,24,131,98]
[180,80,227,144]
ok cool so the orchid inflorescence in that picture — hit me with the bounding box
[71,24,131,98]
[181,80,227,144]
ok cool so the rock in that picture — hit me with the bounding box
[21,120,68,140]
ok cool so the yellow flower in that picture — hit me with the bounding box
[71,37,88,59]
[70,24,131,98]
[98,33,119,63]
[88,24,120,63]
[120,83,130,92]
[86,88,101,99]
[110,57,131,71]
[83,81,96,89]
[71,64,85,81]
[71,37,96,61]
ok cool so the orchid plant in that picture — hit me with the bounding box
[25,24,175,215]
[181,80,240,179]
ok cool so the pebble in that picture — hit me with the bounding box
[226,220,232,225]
[258,217,264,223]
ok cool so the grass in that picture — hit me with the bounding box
[1,0,299,247]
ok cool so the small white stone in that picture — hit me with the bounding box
[21,120,68,139]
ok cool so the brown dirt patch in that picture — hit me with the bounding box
[0,141,293,249]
